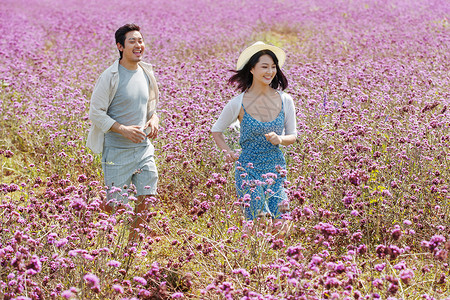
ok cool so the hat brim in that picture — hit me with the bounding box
[236,42,286,71]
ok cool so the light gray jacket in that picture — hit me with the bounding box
[86,60,159,153]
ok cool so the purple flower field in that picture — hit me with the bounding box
[1,0,449,299]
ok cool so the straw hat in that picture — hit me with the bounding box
[236,41,286,71]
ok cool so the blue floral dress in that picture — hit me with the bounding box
[235,100,288,220]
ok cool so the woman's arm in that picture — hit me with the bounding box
[265,132,296,146]
[264,92,297,146]
[211,132,239,163]
[211,95,243,163]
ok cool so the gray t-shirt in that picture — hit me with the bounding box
[105,64,150,148]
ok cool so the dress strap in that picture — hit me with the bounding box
[241,102,248,113]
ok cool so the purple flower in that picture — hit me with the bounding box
[82,253,94,261]
[391,227,402,241]
[112,284,124,294]
[61,290,75,299]
[232,268,250,277]
[373,278,384,288]
[381,189,392,197]
[7,183,19,193]
[219,281,233,293]
[286,244,304,261]
[107,260,121,268]
[133,276,147,286]
[350,210,359,216]
[430,235,446,246]
[3,150,14,158]
[171,292,184,299]
[147,262,160,276]
[309,254,323,270]
[393,260,407,270]
[422,235,446,252]
[388,283,399,294]
[374,263,386,272]
[77,174,87,183]
[56,238,68,248]
[69,198,87,211]
[400,269,414,284]
[83,273,100,291]
[314,222,337,237]
[435,249,448,261]
[351,231,363,242]
[270,239,285,250]
[342,194,355,206]
[324,277,341,289]
[357,244,367,255]
[26,255,42,275]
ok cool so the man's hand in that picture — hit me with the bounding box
[120,125,147,143]
[144,114,159,139]
[111,122,146,143]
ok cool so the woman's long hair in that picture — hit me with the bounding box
[229,50,288,92]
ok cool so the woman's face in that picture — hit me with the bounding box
[250,54,277,86]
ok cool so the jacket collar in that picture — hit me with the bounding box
[111,59,152,74]
[111,59,120,73]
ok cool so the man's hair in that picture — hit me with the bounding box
[115,23,141,59]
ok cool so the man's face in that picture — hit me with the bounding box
[117,30,145,65]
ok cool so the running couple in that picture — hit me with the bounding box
[86,23,297,235]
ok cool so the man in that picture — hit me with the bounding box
[86,23,159,240]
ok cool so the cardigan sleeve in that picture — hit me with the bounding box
[282,93,298,137]
[140,62,159,121]
[211,94,243,132]
[89,72,117,133]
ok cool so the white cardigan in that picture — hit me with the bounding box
[211,91,297,136]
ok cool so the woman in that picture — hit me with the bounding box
[211,41,297,227]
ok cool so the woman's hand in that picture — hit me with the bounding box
[265,132,282,145]
[224,150,239,163]
[265,132,297,146]
[212,132,239,163]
